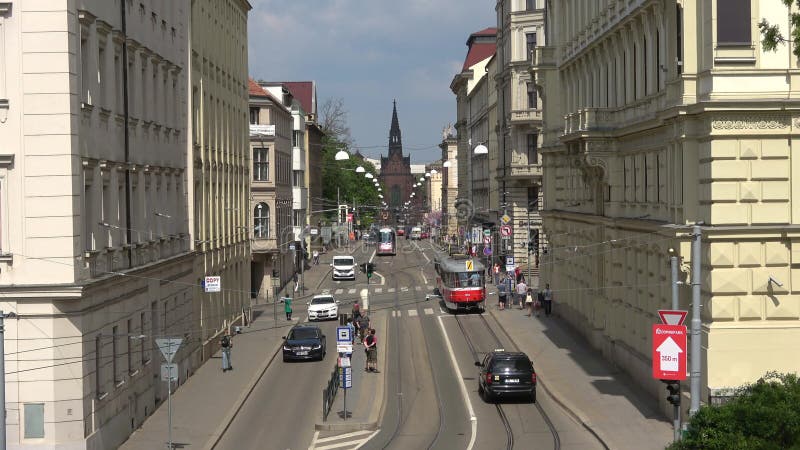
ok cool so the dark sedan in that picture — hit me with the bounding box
[475,350,537,402]
[282,325,326,362]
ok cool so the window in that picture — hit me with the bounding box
[23,404,45,439]
[527,82,537,109]
[140,311,147,364]
[95,335,103,398]
[525,0,535,11]
[293,171,303,187]
[112,325,120,383]
[526,32,537,60]
[80,33,90,104]
[292,130,303,149]
[528,186,539,211]
[526,133,538,164]
[126,319,133,374]
[254,203,270,238]
[717,0,751,45]
[253,148,269,181]
[249,107,259,125]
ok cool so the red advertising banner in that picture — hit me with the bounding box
[652,324,687,381]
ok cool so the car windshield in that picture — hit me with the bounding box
[289,328,318,340]
[333,257,353,266]
[491,358,532,372]
[311,297,335,305]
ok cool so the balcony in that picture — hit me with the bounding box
[510,108,542,125]
[292,187,308,210]
[252,237,278,253]
[292,147,306,171]
[507,150,542,179]
[562,94,667,138]
[250,124,275,137]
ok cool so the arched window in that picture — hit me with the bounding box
[254,203,270,238]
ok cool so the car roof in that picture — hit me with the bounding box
[291,325,321,331]
[488,351,530,360]
[313,294,334,299]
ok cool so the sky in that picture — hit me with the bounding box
[247,0,496,164]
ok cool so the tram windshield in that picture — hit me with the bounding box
[443,271,484,288]
[379,230,394,243]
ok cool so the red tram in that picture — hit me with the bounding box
[433,253,486,312]
[376,227,396,256]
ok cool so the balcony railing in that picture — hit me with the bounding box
[562,94,667,137]
[250,124,275,137]
[507,150,542,178]
[510,109,542,124]
[252,237,278,252]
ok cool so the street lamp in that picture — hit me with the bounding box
[443,160,452,168]
[365,173,374,179]
[355,166,365,173]
[335,149,350,160]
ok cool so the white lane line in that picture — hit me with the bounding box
[415,286,422,291]
[424,308,434,315]
[375,288,383,294]
[437,315,477,450]
[401,287,409,292]
[308,431,320,450]
[407,309,418,317]
[422,250,430,263]
[348,288,356,294]
[391,310,398,318]
[421,267,428,285]
[316,439,368,450]
[314,430,374,444]
[373,271,386,286]
[335,289,343,295]
[368,249,376,263]
[388,288,396,293]
[354,429,381,449]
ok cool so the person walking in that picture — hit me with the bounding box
[312,250,320,265]
[284,296,293,321]
[356,312,371,344]
[364,329,378,372]
[497,277,508,310]
[516,278,527,310]
[525,288,536,317]
[352,302,362,321]
[542,283,553,316]
[493,263,500,285]
[346,318,356,344]
[220,332,233,372]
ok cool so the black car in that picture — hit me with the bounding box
[475,350,537,402]
[282,325,326,362]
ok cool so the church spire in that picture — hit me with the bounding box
[388,100,402,156]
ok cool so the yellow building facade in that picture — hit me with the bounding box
[535,0,800,408]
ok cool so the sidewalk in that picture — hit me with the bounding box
[489,306,673,450]
[120,246,341,450]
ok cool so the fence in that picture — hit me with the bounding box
[322,363,340,421]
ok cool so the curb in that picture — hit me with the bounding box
[487,308,612,450]
[203,330,284,450]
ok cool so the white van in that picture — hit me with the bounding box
[331,255,356,280]
[410,227,423,240]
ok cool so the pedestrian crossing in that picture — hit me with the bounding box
[390,308,438,317]
[309,429,378,450]
[323,285,435,298]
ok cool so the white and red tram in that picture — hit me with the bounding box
[376,227,396,256]
[434,253,486,312]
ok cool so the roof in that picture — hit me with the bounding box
[281,81,315,115]
[248,78,269,98]
[470,27,497,39]
[462,27,497,71]
[434,253,486,273]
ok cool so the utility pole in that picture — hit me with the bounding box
[689,224,702,416]
[670,255,681,441]
[527,208,532,286]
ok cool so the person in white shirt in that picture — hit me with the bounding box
[515,280,527,310]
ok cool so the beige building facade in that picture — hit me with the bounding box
[0,0,241,448]
[535,0,800,409]
[248,80,293,301]
[425,161,443,216]
[439,131,458,238]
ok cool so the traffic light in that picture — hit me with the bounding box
[528,230,539,254]
[665,381,681,406]
[366,263,375,278]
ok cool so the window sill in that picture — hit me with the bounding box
[96,392,108,401]
[115,379,125,389]
[0,253,12,264]
[129,369,139,377]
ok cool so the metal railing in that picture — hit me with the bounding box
[322,363,340,421]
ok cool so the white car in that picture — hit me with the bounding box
[331,256,356,281]
[307,295,339,321]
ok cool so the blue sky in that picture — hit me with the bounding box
[247,0,495,164]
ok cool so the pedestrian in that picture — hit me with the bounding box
[284,296,293,321]
[497,277,507,310]
[514,266,522,282]
[516,278,527,310]
[346,318,356,344]
[493,263,500,285]
[220,332,233,372]
[352,302,362,321]
[313,250,320,265]
[364,329,378,372]
[542,283,553,316]
[356,312,371,344]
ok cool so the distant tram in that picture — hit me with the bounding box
[433,253,486,312]
[376,227,396,256]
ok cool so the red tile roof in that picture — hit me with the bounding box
[471,27,498,38]
[248,78,269,98]
[463,42,496,71]
[281,81,315,115]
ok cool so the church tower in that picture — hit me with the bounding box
[379,101,414,215]
[388,100,402,157]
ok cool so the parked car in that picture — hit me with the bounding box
[475,349,537,402]
[420,231,430,239]
[331,255,356,281]
[282,325,326,362]
[410,227,422,240]
[307,295,339,321]
[397,228,405,237]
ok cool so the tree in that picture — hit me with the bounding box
[667,372,800,450]
[319,98,353,147]
[759,1,800,57]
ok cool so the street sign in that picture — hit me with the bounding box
[505,255,515,272]
[483,236,491,244]
[465,260,474,271]
[338,356,351,368]
[501,214,511,224]
[289,244,296,251]
[310,228,319,235]
[658,310,688,326]
[337,343,353,354]
[483,247,492,256]
[483,229,491,237]
[204,276,221,293]
[161,363,178,382]
[156,338,184,364]
[500,225,512,237]
[337,326,352,343]
[652,324,687,381]
[340,366,353,389]
[382,212,388,219]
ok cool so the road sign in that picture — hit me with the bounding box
[501,214,511,224]
[483,229,491,237]
[652,324,687,381]
[483,247,492,256]
[505,255,515,272]
[337,326,352,343]
[483,236,491,244]
[204,276,221,293]
[382,211,388,219]
[310,228,319,235]
[338,356,351,368]
[337,343,353,354]
[465,260,474,271]
[500,225,512,237]
[156,338,183,364]
[289,244,295,251]
[658,310,688,326]
[340,366,353,389]
[161,363,178,382]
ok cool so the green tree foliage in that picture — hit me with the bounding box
[759,1,800,57]
[667,372,800,450]
[319,135,380,227]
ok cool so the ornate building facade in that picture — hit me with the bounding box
[439,128,459,238]
[535,0,800,412]
[379,102,415,218]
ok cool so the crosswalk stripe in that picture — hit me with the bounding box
[407,309,418,317]
[316,439,371,450]
[388,288,395,293]
[335,289,343,294]
[424,308,434,315]
[415,286,422,291]
[314,430,374,444]
[401,287,409,292]
[348,288,356,294]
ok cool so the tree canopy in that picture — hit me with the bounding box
[668,372,800,450]
[759,1,800,57]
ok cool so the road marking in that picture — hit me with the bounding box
[391,310,398,318]
[335,289,343,295]
[437,315,477,450]
[373,271,386,286]
[424,308,434,315]
[388,288,395,293]
[348,288,356,294]
[309,431,320,449]
[375,288,383,293]
[415,286,421,291]
[314,430,374,444]
[401,287,409,292]
[407,309,418,317]
[368,249,376,263]
[421,268,428,285]
[353,429,381,449]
